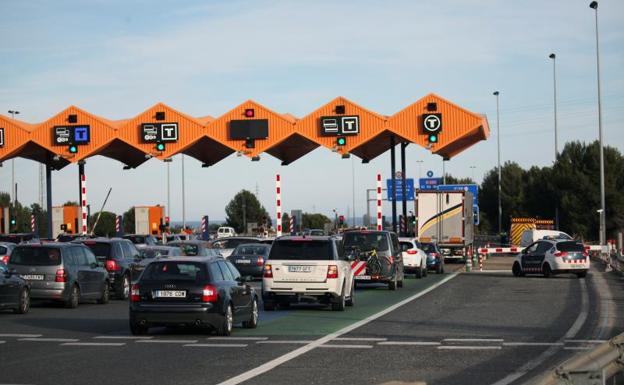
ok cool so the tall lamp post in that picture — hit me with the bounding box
[549,53,559,158]
[7,110,19,207]
[589,1,606,248]
[493,91,502,235]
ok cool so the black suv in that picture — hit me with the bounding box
[75,238,141,300]
[342,230,404,290]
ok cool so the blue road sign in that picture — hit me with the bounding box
[419,177,443,190]
[473,204,480,225]
[436,184,479,204]
[426,170,434,178]
[386,178,415,201]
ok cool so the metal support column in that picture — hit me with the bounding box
[390,135,397,233]
[46,163,53,239]
[400,143,408,236]
[78,162,86,235]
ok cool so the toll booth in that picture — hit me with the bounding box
[134,206,165,235]
[52,205,81,238]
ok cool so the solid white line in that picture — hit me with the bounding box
[0,341,5,344]
[319,344,373,349]
[0,334,42,338]
[256,340,314,344]
[378,341,441,346]
[469,270,511,274]
[62,342,126,346]
[444,338,504,342]
[333,337,387,342]
[185,344,248,348]
[217,272,459,385]
[438,346,502,350]
[491,279,589,385]
[502,342,564,347]
[94,336,153,340]
[136,339,198,344]
[19,338,79,342]
[208,337,268,341]
[563,346,592,350]
[564,339,606,344]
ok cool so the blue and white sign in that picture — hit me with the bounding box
[473,204,480,225]
[426,170,434,178]
[419,177,442,190]
[386,178,415,201]
[436,184,479,204]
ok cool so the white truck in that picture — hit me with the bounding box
[414,190,474,261]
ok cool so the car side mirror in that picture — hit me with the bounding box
[521,249,527,255]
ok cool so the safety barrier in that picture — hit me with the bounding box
[531,332,624,385]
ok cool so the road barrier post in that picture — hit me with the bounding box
[276,174,282,237]
[376,173,382,231]
[478,254,483,272]
[465,257,472,272]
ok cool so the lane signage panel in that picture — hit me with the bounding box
[320,115,360,136]
[437,184,479,204]
[0,128,4,147]
[229,119,269,140]
[53,125,91,146]
[140,122,179,143]
[386,178,415,201]
[419,177,442,190]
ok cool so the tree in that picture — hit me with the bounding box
[225,190,269,234]
[302,213,331,229]
[63,201,79,206]
[444,175,476,185]
[90,211,116,237]
[281,212,291,233]
[123,207,135,234]
[30,203,48,238]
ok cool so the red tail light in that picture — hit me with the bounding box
[55,269,68,282]
[263,264,273,278]
[202,284,218,302]
[256,257,265,266]
[554,251,568,257]
[326,265,338,279]
[130,284,140,302]
[407,250,417,255]
[0,255,8,264]
[105,260,120,272]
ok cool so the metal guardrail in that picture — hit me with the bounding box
[531,333,624,385]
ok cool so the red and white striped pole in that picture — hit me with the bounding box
[276,174,282,237]
[376,173,382,231]
[31,214,36,233]
[289,216,294,235]
[81,174,88,235]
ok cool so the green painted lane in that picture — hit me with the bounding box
[239,273,452,336]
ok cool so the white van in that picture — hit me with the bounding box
[519,229,572,247]
[217,226,236,239]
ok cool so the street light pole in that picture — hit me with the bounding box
[590,1,606,247]
[493,91,502,235]
[549,53,559,158]
[181,154,186,229]
[7,110,19,207]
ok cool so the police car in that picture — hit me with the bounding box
[512,239,589,278]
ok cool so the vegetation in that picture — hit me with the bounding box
[225,190,270,234]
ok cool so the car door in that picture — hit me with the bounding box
[390,233,403,277]
[335,241,352,297]
[521,242,542,271]
[72,247,93,296]
[216,260,246,319]
[0,263,17,306]
[83,247,104,297]
[225,260,253,314]
[121,241,140,275]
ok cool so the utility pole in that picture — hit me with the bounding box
[8,110,19,208]
[493,91,502,235]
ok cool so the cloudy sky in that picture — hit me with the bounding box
[1,0,622,223]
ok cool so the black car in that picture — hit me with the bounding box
[124,234,158,246]
[0,263,30,314]
[421,242,445,274]
[129,257,258,336]
[227,243,270,278]
[0,233,39,244]
[75,238,141,300]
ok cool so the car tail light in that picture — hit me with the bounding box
[131,284,140,302]
[55,269,68,282]
[554,251,568,257]
[202,285,218,302]
[0,255,8,264]
[263,264,273,278]
[407,250,417,255]
[105,260,120,272]
[326,265,338,279]
[256,257,265,266]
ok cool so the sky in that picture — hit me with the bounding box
[1,0,623,224]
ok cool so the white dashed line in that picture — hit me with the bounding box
[319,344,373,349]
[256,340,314,345]
[378,341,441,346]
[94,336,153,340]
[333,337,387,342]
[18,338,79,342]
[185,344,248,348]
[563,346,592,350]
[136,339,198,344]
[208,337,268,341]
[0,341,5,344]
[443,338,504,342]
[502,342,564,347]
[0,334,43,338]
[62,342,126,347]
[438,346,502,350]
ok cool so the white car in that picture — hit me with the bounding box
[217,227,236,239]
[519,229,572,247]
[399,237,428,278]
[512,239,589,278]
[262,236,354,311]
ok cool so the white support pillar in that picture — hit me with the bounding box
[276,174,282,237]
[376,173,382,231]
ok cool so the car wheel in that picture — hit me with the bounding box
[512,262,524,277]
[422,263,428,277]
[14,288,30,314]
[97,282,110,304]
[436,263,444,274]
[129,320,148,335]
[345,281,355,307]
[543,264,552,278]
[415,266,423,279]
[576,271,587,278]
[388,274,397,291]
[217,304,234,336]
[243,297,259,329]
[117,274,130,300]
[331,285,346,311]
[65,285,80,308]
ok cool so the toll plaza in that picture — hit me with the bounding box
[0,93,489,238]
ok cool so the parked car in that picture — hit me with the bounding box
[0,262,30,314]
[210,237,260,258]
[8,243,109,308]
[0,242,16,265]
[129,257,258,336]
[421,242,445,274]
[124,234,158,246]
[513,239,589,278]
[262,236,354,311]
[75,238,141,300]
[399,237,428,278]
[0,233,40,244]
[342,230,404,290]
[227,243,270,278]
[216,227,236,238]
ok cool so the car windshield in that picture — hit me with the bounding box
[142,249,170,259]
[142,262,207,281]
[343,233,389,252]
[269,240,333,261]
[543,233,572,241]
[420,243,437,253]
[234,245,269,256]
[556,242,584,252]
[82,242,111,258]
[10,247,62,266]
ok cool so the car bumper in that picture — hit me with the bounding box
[130,303,221,327]
[30,287,68,300]
[552,260,590,272]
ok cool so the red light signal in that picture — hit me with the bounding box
[244,109,255,118]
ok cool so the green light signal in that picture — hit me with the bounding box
[10,217,16,226]
[336,137,346,146]
[68,145,78,153]
[156,143,165,151]
[428,134,438,143]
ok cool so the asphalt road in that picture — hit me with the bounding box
[0,263,620,385]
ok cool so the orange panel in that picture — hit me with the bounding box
[148,206,164,235]
[63,205,80,234]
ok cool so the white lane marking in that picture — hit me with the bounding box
[491,279,589,385]
[0,341,5,344]
[62,342,126,346]
[136,339,198,344]
[218,272,459,385]
[0,334,42,338]
[333,337,387,342]
[563,346,592,350]
[378,341,441,346]
[256,340,314,344]
[185,344,248,348]
[208,337,268,341]
[564,339,606,344]
[19,338,79,342]
[319,344,373,349]
[469,270,511,274]
[502,342,564,347]
[443,338,504,342]
[438,346,502,350]
[94,336,153,340]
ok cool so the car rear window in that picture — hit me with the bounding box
[343,233,389,252]
[556,242,584,252]
[0,246,8,255]
[399,242,413,252]
[420,243,437,253]
[269,240,333,261]
[142,262,207,281]
[82,242,112,259]
[10,247,63,266]
[235,245,269,256]
[142,249,170,259]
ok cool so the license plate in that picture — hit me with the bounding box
[355,275,371,280]
[570,264,584,269]
[236,259,251,264]
[288,265,312,273]
[154,290,186,298]
[22,274,44,280]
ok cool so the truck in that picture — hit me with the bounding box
[414,190,474,261]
